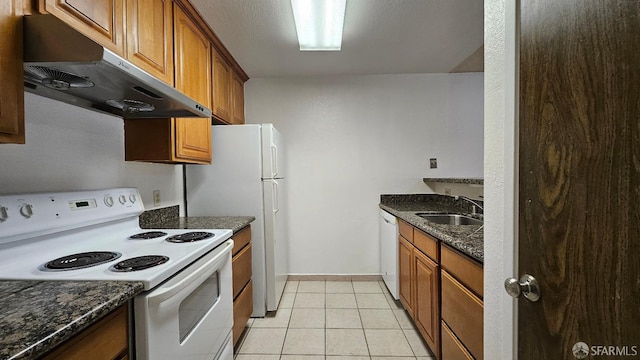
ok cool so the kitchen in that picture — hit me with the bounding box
[1,0,638,360]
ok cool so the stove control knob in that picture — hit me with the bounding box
[20,204,33,218]
[104,196,114,207]
[0,206,8,222]
[119,195,127,205]
[129,194,137,203]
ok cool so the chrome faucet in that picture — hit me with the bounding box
[454,195,484,215]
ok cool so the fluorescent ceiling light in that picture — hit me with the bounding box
[291,0,347,51]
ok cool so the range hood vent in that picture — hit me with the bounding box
[23,15,212,119]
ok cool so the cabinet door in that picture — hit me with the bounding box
[42,305,128,359]
[398,236,414,315]
[0,0,24,144]
[173,4,211,162]
[230,71,245,124]
[126,0,173,84]
[40,0,124,55]
[413,249,440,358]
[212,48,231,122]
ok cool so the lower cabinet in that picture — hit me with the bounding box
[231,225,253,347]
[397,219,483,360]
[413,249,440,356]
[398,235,414,314]
[440,243,484,360]
[42,304,129,360]
[398,220,440,359]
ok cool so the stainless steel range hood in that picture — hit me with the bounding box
[23,15,212,119]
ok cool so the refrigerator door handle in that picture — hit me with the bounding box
[271,144,278,178]
[272,181,279,213]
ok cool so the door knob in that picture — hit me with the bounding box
[504,274,540,302]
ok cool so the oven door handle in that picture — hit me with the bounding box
[147,240,234,305]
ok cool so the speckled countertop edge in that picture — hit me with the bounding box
[0,280,144,360]
[422,178,484,185]
[380,194,483,262]
[139,206,255,234]
[144,216,255,234]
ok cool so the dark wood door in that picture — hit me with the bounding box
[519,1,640,359]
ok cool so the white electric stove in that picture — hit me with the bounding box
[0,188,235,360]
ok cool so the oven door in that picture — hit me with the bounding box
[135,240,234,360]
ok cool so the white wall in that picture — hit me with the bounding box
[0,93,184,211]
[245,73,483,274]
[485,0,518,358]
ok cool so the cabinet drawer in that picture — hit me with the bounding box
[441,320,474,360]
[413,229,438,261]
[398,219,413,242]
[42,305,128,360]
[232,243,252,299]
[233,280,253,346]
[232,226,251,256]
[441,270,483,360]
[441,244,483,298]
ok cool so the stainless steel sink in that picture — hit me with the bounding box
[416,213,483,226]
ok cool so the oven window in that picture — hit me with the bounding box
[178,271,220,342]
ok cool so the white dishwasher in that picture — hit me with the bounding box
[379,209,399,300]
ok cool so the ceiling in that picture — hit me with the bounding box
[189,0,484,78]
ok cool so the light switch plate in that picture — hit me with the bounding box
[430,158,437,168]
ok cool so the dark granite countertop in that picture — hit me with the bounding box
[145,216,255,234]
[422,178,484,185]
[0,280,143,360]
[139,205,255,233]
[380,194,484,263]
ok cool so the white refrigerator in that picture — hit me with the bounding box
[186,124,288,316]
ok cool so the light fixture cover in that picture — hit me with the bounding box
[291,0,347,51]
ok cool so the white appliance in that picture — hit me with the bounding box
[187,124,288,316]
[0,188,234,360]
[380,209,399,300]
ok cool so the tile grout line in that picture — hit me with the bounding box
[280,286,297,357]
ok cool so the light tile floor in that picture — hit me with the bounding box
[235,280,435,360]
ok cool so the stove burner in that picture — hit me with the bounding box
[128,231,168,240]
[111,255,169,272]
[166,231,214,243]
[42,251,121,271]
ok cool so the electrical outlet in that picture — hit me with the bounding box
[153,190,161,207]
[430,158,437,168]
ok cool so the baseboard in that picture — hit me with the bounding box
[287,274,383,281]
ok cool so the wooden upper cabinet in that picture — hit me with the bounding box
[174,5,210,106]
[212,48,231,123]
[174,117,211,162]
[173,4,211,162]
[0,0,25,144]
[230,71,245,124]
[38,0,125,56]
[126,0,174,85]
